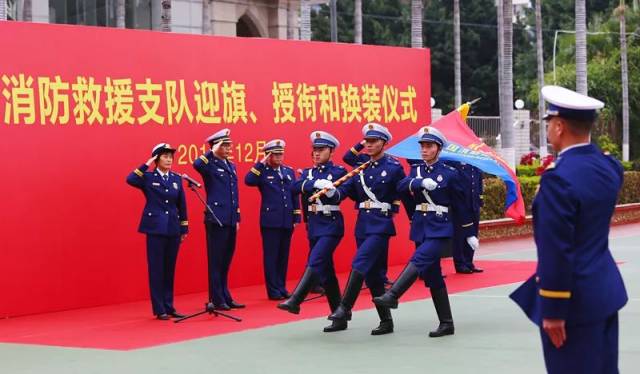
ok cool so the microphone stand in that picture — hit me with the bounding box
[175,181,241,323]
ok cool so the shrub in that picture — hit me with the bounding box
[480,171,640,221]
[516,165,537,177]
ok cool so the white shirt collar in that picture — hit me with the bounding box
[558,142,591,156]
[156,169,169,178]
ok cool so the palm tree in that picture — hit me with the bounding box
[355,0,363,44]
[116,0,125,28]
[535,0,547,157]
[575,0,587,95]
[161,0,172,32]
[300,0,311,41]
[202,0,211,35]
[617,1,629,161]
[330,0,337,42]
[411,0,423,48]
[454,0,461,107]
[500,0,515,168]
[22,0,32,21]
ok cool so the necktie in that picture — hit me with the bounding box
[163,175,168,182]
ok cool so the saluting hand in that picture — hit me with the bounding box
[543,319,567,349]
[211,141,222,154]
[145,155,158,166]
[260,152,272,165]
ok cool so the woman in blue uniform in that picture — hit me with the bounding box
[373,127,477,337]
[126,143,189,320]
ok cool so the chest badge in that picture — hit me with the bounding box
[327,174,333,181]
[172,182,179,190]
[381,170,387,177]
[437,175,443,182]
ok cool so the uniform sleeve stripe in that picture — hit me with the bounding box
[134,169,144,177]
[250,167,261,176]
[350,147,359,155]
[461,223,474,228]
[199,155,209,164]
[293,210,302,214]
[180,221,188,226]
[393,200,401,205]
[539,289,571,299]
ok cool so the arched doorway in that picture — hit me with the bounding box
[236,14,261,37]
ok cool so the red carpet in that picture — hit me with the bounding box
[0,259,535,351]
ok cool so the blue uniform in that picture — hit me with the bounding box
[397,160,473,289]
[510,144,628,374]
[448,161,483,271]
[293,161,348,285]
[126,164,188,316]
[245,162,301,298]
[193,151,241,307]
[336,154,405,290]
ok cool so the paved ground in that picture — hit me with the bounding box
[1,223,638,374]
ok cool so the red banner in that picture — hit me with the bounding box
[0,21,430,317]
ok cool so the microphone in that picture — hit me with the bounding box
[181,173,202,188]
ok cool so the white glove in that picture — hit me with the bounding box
[466,236,480,251]
[211,141,222,153]
[313,179,333,190]
[421,178,438,191]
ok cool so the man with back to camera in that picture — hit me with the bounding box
[510,85,627,374]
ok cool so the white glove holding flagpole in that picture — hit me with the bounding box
[313,179,336,197]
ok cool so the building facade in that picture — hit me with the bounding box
[5,0,328,39]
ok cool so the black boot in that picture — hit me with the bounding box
[323,276,348,332]
[428,286,455,337]
[369,285,394,335]
[328,270,364,323]
[277,268,318,315]
[373,263,419,309]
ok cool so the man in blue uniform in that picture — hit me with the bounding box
[193,129,245,310]
[510,85,627,373]
[327,123,406,335]
[448,161,484,273]
[277,131,349,333]
[245,139,301,300]
[373,127,477,337]
[126,143,188,319]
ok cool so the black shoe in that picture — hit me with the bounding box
[328,270,364,322]
[277,268,318,315]
[156,313,170,320]
[169,312,186,319]
[269,295,286,301]
[455,267,473,274]
[373,263,419,309]
[323,319,348,333]
[228,301,245,309]
[471,266,484,273]
[429,322,455,337]
[371,320,394,335]
[214,303,231,311]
